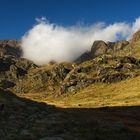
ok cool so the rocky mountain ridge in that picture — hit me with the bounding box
[1,31,140,95]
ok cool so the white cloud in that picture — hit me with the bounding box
[21,17,140,65]
[131,17,140,35]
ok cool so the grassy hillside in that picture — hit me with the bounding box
[18,75,140,108]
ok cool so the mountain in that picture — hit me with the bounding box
[1,31,140,95]
[0,31,140,139]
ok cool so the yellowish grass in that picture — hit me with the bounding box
[18,75,140,108]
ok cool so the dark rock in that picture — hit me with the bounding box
[0,80,15,88]
[20,129,32,137]
[75,51,92,63]
[0,104,4,112]
[0,40,21,57]
[120,56,138,64]
[107,42,115,48]
[101,73,130,83]
[0,57,15,71]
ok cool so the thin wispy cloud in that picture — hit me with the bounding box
[21,17,140,65]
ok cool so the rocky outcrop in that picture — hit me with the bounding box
[107,40,129,51]
[60,55,140,94]
[91,40,108,57]
[0,55,37,89]
[131,30,140,43]
[77,40,129,63]
[114,40,129,51]
[13,62,74,93]
[0,40,21,57]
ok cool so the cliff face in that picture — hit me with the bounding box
[0,40,37,90]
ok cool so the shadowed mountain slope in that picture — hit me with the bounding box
[0,89,140,140]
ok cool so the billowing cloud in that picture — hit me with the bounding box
[132,17,140,34]
[21,17,140,65]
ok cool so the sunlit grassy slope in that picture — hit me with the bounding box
[18,75,140,108]
[15,40,140,109]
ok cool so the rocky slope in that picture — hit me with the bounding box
[0,40,37,90]
[1,31,140,95]
[0,40,21,57]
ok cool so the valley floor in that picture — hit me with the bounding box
[1,75,140,140]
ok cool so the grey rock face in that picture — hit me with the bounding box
[91,40,108,57]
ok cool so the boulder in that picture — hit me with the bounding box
[91,40,108,57]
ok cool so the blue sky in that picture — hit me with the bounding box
[0,0,140,39]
